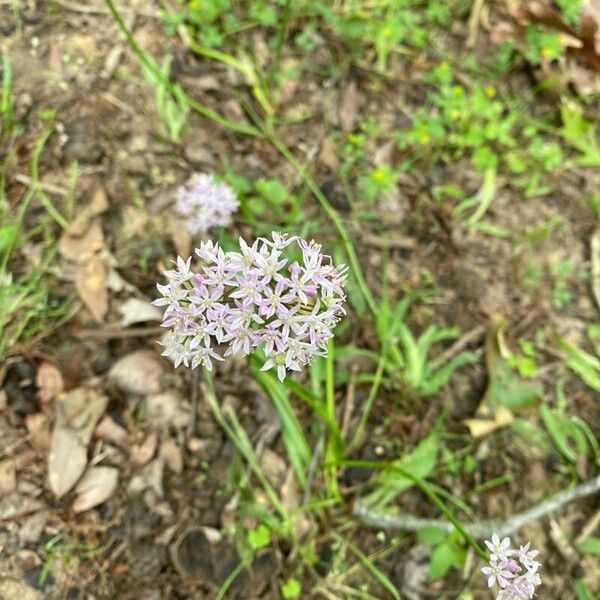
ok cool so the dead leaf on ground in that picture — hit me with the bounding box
[336,80,362,132]
[109,351,165,396]
[166,217,192,260]
[48,387,108,498]
[464,406,514,437]
[0,493,44,520]
[74,255,109,322]
[58,220,104,261]
[0,459,16,493]
[95,415,129,448]
[68,186,109,237]
[131,431,159,466]
[25,413,51,450]
[160,437,183,474]
[36,361,64,404]
[0,577,44,600]
[118,298,163,326]
[18,510,49,544]
[464,315,541,437]
[143,392,190,429]
[73,465,119,512]
[128,457,164,498]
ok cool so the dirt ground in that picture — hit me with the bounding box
[1,1,599,599]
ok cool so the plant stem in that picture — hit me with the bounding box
[103,0,261,137]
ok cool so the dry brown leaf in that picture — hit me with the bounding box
[59,220,104,261]
[131,431,159,466]
[464,406,514,437]
[166,217,192,260]
[95,415,129,448]
[74,256,109,322]
[48,387,108,498]
[160,437,183,474]
[109,351,165,395]
[319,136,339,171]
[18,510,49,544]
[25,413,51,450]
[118,298,163,326]
[0,459,16,494]
[72,466,119,513]
[337,80,361,132]
[0,493,44,520]
[36,361,64,404]
[68,187,109,237]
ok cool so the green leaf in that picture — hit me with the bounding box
[247,524,271,550]
[281,578,301,599]
[574,580,594,600]
[540,405,588,463]
[558,336,600,392]
[366,434,439,507]
[577,537,600,556]
[255,179,288,204]
[417,525,447,545]
[430,542,454,579]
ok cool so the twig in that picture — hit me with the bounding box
[431,324,485,369]
[13,174,67,196]
[575,508,600,545]
[341,364,357,440]
[188,368,200,437]
[353,474,600,539]
[54,0,159,18]
[466,0,485,49]
[303,431,325,505]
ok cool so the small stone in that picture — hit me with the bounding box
[183,141,215,167]
[453,267,487,304]
[63,117,102,163]
[109,351,165,396]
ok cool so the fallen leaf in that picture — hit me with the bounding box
[464,316,541,437]
[72,466,119,512]
[118,298,163,326]
[464,406,514,437]
[0,459,16,493]
[36,362,64,404]
[143,391,190,429]
[48,387,108,497]
[319,136,339,171]
[58,220,104,261]
[337,80,361,132]
[18,510,49,544]
[109,351,165,395]
[160,437,183,474]
[95,415,129,448]
[74,255,109,322]
[131,431,159,466]
[25,413,51,450]
[0,578,44,600]
[68,187,109,237]
[128,457,164,498]
[166,217,192,260]
[0,493,44,520]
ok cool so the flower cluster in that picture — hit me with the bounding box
[481,534,541,599]
[153,233,348,380]
[174,172,239,235]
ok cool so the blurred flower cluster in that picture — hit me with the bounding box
[153,233,347,380]
[481,534,541,599]
[175,172,239,235]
